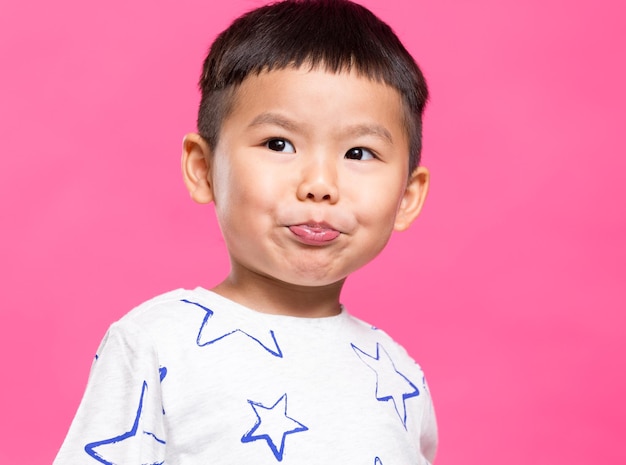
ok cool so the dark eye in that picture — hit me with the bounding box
[266,138,295,153]
[345,147,375,161]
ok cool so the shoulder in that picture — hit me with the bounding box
[120,288,194,318]
[344,313,421,362]
[91,288,230,368]
[116,288,211,324]
[344,313,409,350]
[103,288,219,346]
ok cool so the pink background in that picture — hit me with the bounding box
[1,0,624,463]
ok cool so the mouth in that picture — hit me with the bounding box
[288,223,341,245]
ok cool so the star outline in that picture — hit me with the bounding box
[181,298,283,358]
[84,380,166,465]
[241,393,309,461]
[351,342,420,429]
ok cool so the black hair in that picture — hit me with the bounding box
[198,0,428,172]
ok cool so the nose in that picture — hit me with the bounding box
[296,156,339,203]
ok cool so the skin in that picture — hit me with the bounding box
[182,67,429,318]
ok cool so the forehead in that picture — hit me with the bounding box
[225,66,409,144]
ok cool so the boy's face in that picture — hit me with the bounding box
[183,67,428,290]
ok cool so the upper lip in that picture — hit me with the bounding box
[294,221,337,230]
[286,220,344,235]
[282,209,356,234]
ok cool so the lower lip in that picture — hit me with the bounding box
[288,225,341,245]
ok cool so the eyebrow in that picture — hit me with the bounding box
[344,124,393,145]
[248,113,302,132]
[248,112,393,144]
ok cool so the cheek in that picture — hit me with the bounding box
[212,157,256,208]
[353,180,406,225]
[213,171,279,231]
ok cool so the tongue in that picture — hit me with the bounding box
[289,225,340,242]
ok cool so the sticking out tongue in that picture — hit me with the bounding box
[289,224,340,244]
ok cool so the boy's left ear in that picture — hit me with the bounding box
[394,166,430,231]
[181,133,214,204]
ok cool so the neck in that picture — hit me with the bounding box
[211,268,344,318]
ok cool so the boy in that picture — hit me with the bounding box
[54,0,437,463]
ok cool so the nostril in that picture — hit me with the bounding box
[307,192,315,199]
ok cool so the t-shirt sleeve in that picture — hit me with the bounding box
[420,377,438,464]
[53,320,167,465]
[387,335,439,464]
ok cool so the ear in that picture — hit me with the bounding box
[181,133,214,204]
[394,166,430,231]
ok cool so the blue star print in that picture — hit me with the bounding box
[85,381,166,465]
[181,299,283,357]
[241,393,308,461]
[352,342,419,428]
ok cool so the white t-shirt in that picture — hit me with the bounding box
[54,288,437,465]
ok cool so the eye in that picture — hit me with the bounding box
[345,147,376,161]
[266,138,295,153]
